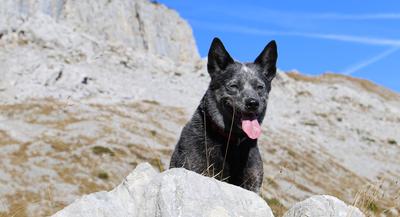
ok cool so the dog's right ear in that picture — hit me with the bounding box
[207,37,234,77]
[254,40,278,81]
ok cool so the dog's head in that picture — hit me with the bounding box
[206,37,277,139]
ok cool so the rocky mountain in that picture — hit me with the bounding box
[0,0,399,216]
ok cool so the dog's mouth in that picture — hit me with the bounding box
[223,100,262,139]
[240,113,261,140]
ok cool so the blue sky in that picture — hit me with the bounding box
[158,0,400,92]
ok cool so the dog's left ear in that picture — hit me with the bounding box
[254,40,278,81]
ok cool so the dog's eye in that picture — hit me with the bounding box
[257,85,264,90]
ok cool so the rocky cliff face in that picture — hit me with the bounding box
[0,0,202,104]
[0,0,399,217]
[1,0,199,63]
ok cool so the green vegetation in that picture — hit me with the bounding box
[302,121,318,127]
[262,196,286,217]
[361,136,376,143]
[265,177,279,189]
[92,146,115,156]
[150,157,165,172]
[150,130,157,137]
[366,201,379,213]
[287,149,296,157]
[97,172,109,180]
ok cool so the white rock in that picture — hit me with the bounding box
[283,195,365,217]
[0,0,199,64]
[52,163,275,217]
[0,0,206,105]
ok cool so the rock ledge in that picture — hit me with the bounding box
[52,163,365,217]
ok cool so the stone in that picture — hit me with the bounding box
[283,195,365,217]
[52,163,275,217]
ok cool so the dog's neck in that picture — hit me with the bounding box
[199,102,247,146]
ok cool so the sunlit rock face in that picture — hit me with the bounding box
[52,163,275,217]
[0,0,199,63]
[283,195,365,217]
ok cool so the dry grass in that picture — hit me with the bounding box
[149,157,165,172]
[0,99,57,116]
[265,177,279,189]
[1,97,398,217]
[286,72,400,101]
[260,138,394,216]
[0,98,184,217]
[0,130,19,145]
[261,195,287,217]
[4,188,66,217]
[352,181,400,217]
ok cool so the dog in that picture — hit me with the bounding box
[170,37,277,193]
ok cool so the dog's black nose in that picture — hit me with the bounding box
[245,98,259,110]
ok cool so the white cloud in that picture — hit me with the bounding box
[342,47,400,75]
[305,12,400,20]
[293,32,400,46]
[226,8,400,21]
[192,21,400,46]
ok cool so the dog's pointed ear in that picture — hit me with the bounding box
[207,37,234,77]
[254,40,278,81]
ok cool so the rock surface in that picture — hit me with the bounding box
[52,163,365,217]
[0,0,199,63]
[283,195,365,217]
[0,0,399,216]
[52,163,275,217]
[0,0,203,104]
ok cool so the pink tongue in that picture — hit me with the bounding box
[241,119,261,139]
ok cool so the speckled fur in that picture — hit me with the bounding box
[170,37,277,193]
